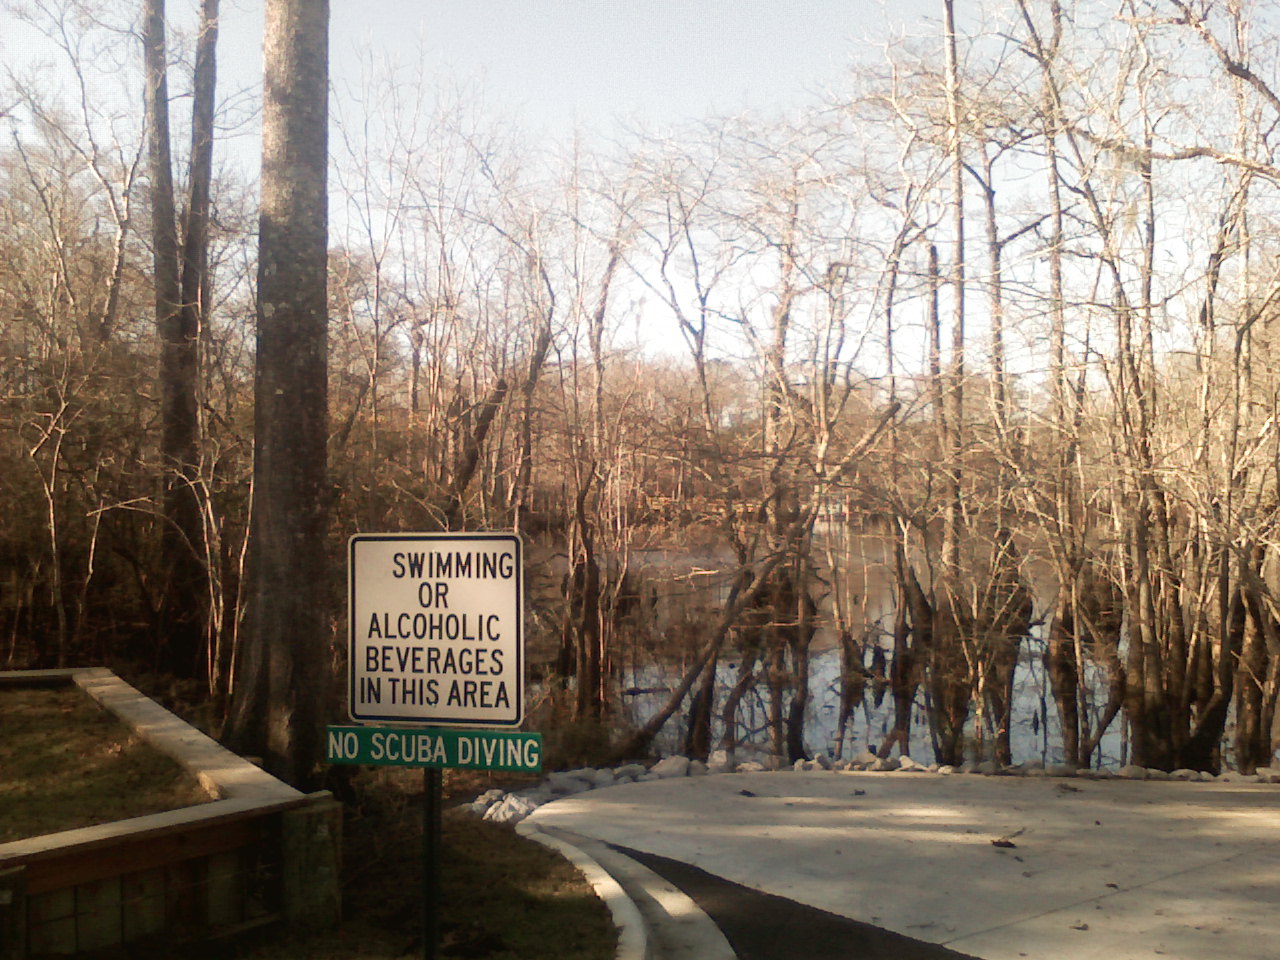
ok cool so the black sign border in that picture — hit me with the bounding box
[348,531,524,727]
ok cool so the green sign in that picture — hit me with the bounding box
[326,725,542,772]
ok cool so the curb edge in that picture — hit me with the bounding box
[516,820,650,960]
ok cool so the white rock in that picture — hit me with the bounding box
[688,760,709,776]
[650,755,691,778]
[614,763,646,780]
[897,755,926,772]
[870,756,900,772]
[1117,764,1148,780]
[1145,768,1170,781]
[937,764,956,775]
[854,750,879,765]
[483,793,539,824]
[736,760,767,773]
[814,753,834,770]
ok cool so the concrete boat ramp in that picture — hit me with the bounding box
[526,771,1280,960]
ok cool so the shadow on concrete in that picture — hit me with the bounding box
[615,844,980,960]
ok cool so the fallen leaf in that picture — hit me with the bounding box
[992,827,1026,848]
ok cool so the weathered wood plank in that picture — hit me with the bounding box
[121,867,165,942]
[0,867,26,960]
[164,859,204,932]
[75,876,123,951]
[206,850,242,927]
[27,888,75,956]
[281,793,341,928]
[0,796,303,868]
[20,815,259,896]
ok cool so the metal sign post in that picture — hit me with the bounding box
[326,726,542,959]
[332,531,532,960]
[424,767,442,960]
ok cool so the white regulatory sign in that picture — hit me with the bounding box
[348,532,523,726]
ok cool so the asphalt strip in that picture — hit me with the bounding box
[614,843,980,960]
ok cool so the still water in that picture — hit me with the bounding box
[610,535,1131,767]
[618,638,1128,767]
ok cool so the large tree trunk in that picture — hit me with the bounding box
[224,0,330,789]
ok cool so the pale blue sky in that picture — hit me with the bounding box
[2,1,940,157]
[218,0,935,140]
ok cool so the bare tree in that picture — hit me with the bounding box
[143,0,220,679]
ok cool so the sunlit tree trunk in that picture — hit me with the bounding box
[225,0,330,788]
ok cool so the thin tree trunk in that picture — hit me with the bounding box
[144,0,205,678]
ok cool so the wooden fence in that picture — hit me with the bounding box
[0,669,340,957]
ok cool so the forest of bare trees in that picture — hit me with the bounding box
[5,0,1280,782]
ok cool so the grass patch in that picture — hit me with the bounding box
[232,768,617,960]
[0,684,211,843]
[437,811,616,959]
